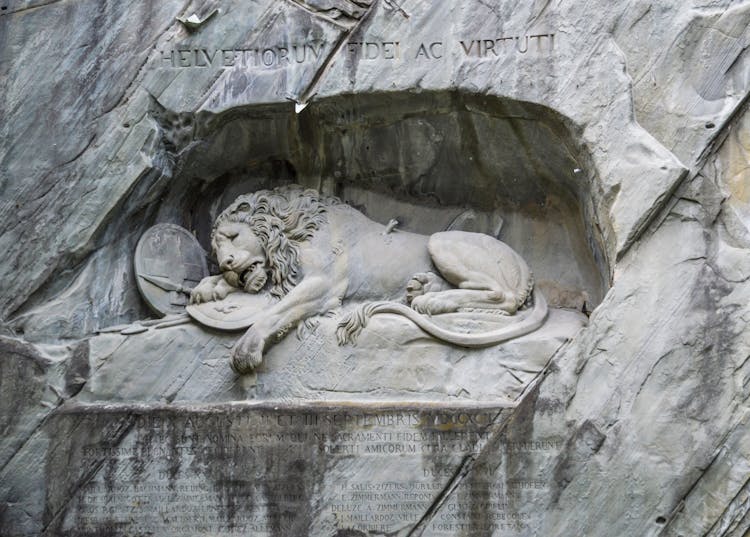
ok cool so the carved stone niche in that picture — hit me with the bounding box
[0,91,613,537]
[68,91,608,405]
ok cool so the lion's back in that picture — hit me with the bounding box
[325,205,432,301]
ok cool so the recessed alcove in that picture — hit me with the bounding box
[159,91,609,312]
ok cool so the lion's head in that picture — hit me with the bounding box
[211,186,336,299]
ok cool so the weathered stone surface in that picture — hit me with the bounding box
[72,308,583,404]
[1,0,750,536]
[19,405,525,537]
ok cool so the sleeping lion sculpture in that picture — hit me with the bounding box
[189,186,548,373]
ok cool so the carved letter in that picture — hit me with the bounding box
[309,41,324,59]
[382,42,396,60]
[496,37,514,51]
[528,34,547,52]
[206,48,220,65]
[365,42,380,60]
[178,49,191,67]
[242,49,258,67]
[222,49,236,67]
[415,43,429,59]
[278,47,289,64]
[194,49,207,67]
[515,36,529,53]
[347,42,362,56]
[483,39,498,57]
[160,49,175,67]
[415,42,443,60]
[460,40,476,56]
[292,44,306,63]
[262,49,276,66]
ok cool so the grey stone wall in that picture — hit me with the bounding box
[1,1,749,536]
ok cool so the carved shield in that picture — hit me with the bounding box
[186,292,274,331]
[134,224,209,317]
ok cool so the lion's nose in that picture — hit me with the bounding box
[220,255,234,271]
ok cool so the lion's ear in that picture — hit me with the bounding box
[235,202,251,213]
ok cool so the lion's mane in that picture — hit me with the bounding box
[213,186,337,299]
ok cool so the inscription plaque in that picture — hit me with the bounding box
[43,405,558,536]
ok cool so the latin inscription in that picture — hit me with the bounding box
[347,34,555,61]
[157,33,556,69]
[53,408,562,536]
[459,34,555,57]
[159,43,325,69]
[347,40,402,60]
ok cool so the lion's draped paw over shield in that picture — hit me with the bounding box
[231,327,265,373]
[189,275,238,304]
[189,186,548,374]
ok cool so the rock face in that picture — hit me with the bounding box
[1,1,749,536]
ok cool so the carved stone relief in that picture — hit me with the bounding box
[155,186,551,373]
[4,1,748,536]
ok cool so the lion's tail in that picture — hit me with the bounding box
[336,302,382,345]
[336,289,548,347]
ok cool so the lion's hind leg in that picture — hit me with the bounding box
[420,231,527,315]
[410,289,513,315]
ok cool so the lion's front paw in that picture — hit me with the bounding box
[190,276,235,304]
[411,293,459,315]
[231,328,264,373]
[190,281,214,304]
[211,277,236,301]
